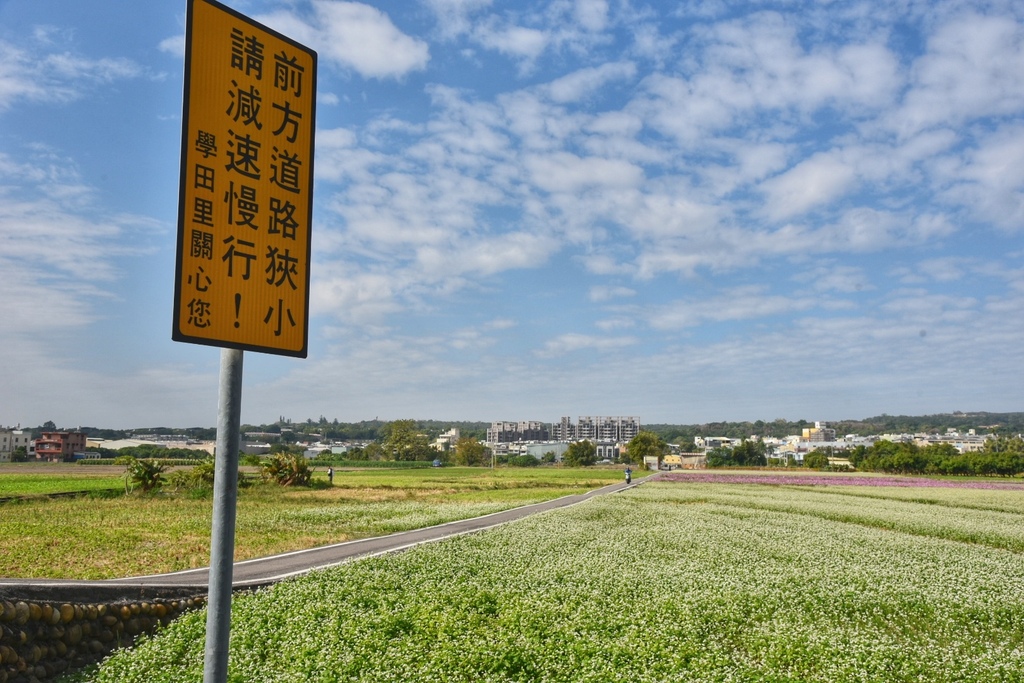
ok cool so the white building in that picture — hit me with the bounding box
[432,428,460,452]
[0,428,32,462]
[694,436,741,450]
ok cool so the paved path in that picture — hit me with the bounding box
[0,478,644,604]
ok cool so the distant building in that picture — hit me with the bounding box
[34,431,87,462]
[664,453,707,469]
[695,436,740,450]
[555,416,640,443]
[524,442,568,460]
[552,417,576,442]
[432,428,460,452]
[0,428,32,463]
[487,421,549,443]
[92,438,166,451]
[913,429,991,453]
[802,422,836,442]
[594,441,621,461]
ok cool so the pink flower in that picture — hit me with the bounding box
[654,471,1024,490]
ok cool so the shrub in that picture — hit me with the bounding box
[261,453,312,486]
[507,455,540,468]
[166,459,217,492]
[115,456,166,493]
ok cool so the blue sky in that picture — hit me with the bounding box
[1,0,1022,430]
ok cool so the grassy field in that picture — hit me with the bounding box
[72,477,1024,682]
[0,464,126,496]
[0,464,623,579]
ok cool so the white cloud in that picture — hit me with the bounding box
[158,34,185,59]
[574,0,609,33]
[630,23,679,66]
[475,22,549,62]
[595,317,635,331]
[536,332,637,357]
[315,126,389,184]
[499,90,582,151]
[916,258,971,283]
[310,268,404,325]
[416,230,556,279]
[544,62,636,103]
[612,188,723,241]
[889,13,1024,138]
[647,286,820,330]
[589,285,636,302]
[526,151,643,193]
[943,124,1024,231]
[484,318,517,331]
[629,13,901,147]
[0,151,161,368]
[0,39,142,110]
[760,151,858,221]
[423,0,494,39]
[879,290,978,325]
[793,265,873,294]
[259,2,429,79]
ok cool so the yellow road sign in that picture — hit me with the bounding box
[173,0,316,357]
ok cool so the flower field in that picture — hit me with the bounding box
[75,478,1024,682]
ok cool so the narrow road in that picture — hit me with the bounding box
[0,478,643,604]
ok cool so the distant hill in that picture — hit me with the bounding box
[27,413,1022,444]
[645,412,1024,444]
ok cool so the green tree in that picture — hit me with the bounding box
[563,440,597,467]
[344,445,368,461]
[362,442,385,461]
[983,435,1024,455]
[705,446,734,468]
[732,439,767,466]
[847,444,868,469]
[382,420,432,461]
[453,437,490,466]
[11,446,28,463]
[625,431,666,468]
[803,449,830,469]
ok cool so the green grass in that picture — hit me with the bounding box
[73,481,1024,682]
[0,466,624,579]
[0,465,125,496]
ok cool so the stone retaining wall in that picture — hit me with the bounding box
[0,593,205,683]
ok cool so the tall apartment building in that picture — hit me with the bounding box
[0,428,32,462]
[490,416,641,444]
[555,416,640,443]
[552,417,576,442]
[486,421,550,443]
[34,431,87,462]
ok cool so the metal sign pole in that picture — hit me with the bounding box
[204,347,244,683]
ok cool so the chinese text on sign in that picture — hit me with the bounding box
[173,0,316,357]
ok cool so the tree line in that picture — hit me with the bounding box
[704,436,1024,476]
[841,437,1024,476]
[645,412,1024,445]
